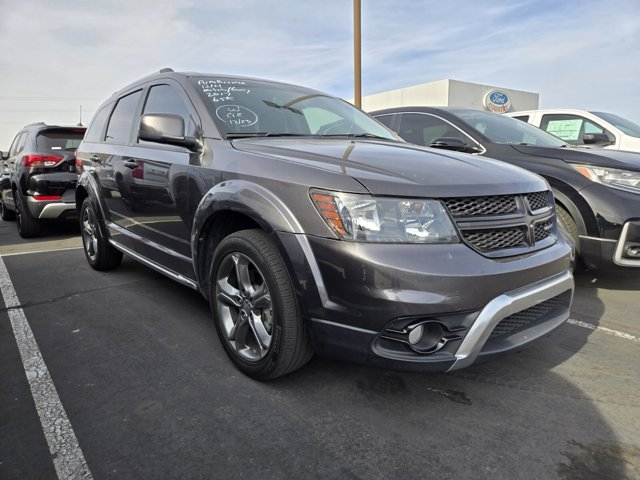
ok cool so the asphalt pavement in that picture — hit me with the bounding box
[0,218,638,480]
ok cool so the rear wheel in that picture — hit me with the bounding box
[80,197,123,270]
[210,229,312,380]
[0,200,15,221]
[14,190,41,237]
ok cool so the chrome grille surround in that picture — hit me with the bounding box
[443,191,556,258]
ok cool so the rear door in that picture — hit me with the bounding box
[90,89,145,252]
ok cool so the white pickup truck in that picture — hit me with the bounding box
[506,109,640,153]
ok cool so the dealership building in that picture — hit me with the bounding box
[359,79,539,114]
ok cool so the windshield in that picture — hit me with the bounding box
[592,111,640,138]
[456,110,567,147]
[191,77,399,140]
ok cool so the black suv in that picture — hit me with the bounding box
[371,107,640,270]
[1,122,86,237]
[75,70,573,379]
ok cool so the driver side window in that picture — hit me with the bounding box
[140,84,196,141]
[540,114,610,145]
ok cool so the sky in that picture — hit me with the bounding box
[0,0,639,149]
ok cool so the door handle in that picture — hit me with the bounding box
[123,159,138,169]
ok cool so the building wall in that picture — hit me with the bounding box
[359,79,539,113]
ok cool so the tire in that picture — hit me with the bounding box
[80,197,123,270]
[0,200,15,221]
[556,203,579,269]
[14,190,41,238]
[210,229,313,380]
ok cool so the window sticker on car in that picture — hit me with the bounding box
[197,79,251,103]
[215,105,258,127]
[546,119,582,141]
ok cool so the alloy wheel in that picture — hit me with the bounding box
[82,206,99,262]
[215,252,274,362]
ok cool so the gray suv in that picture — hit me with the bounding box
[75,69,574,379]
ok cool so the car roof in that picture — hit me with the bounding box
[106,68,329,103]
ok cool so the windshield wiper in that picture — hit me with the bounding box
[318,133,398,141]
[226,132,310,139]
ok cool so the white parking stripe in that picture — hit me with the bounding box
[568,318,640,344]
[0,257,93,480]
[1,246,83,257]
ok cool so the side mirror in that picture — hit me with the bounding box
[583,133,612,145]
[0,151,5,161]
[429,137,480,153]
[139,114,200,151]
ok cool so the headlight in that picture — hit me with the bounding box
[573,164,640,194]
[310,190,459,243]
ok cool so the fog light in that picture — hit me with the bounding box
[408,324,424,345]
[407,321,446,354]
[626,246,640,258]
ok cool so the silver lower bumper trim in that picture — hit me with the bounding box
[448,270,574,371]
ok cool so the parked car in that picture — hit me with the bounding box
[0,122,86,236]
[76,70,573,379]
[370,107,640,269]
[506,109,640,153]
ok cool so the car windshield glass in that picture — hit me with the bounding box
[592,112,640,138]
[191,77,399,141]
[456,110,567,147]
[37,130,85,151]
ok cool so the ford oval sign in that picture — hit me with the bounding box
[484,90,512,113]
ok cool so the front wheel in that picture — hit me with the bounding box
[80,197,123,270]
[556,203,579,270]
[210,229,312,380]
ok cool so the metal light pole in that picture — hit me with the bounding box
[354,0,362,108]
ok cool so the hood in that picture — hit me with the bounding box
[510,144,640,170]
[232,138,547,197]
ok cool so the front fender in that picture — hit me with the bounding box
[192,179,303,236]
[191,179,305,287]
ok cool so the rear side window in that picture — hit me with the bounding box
[373,114,396,129]
[511,115,530,122]
[398,113,472,146]
[8,132,27,157]
[84,106,111,143]
[36,130,85,151]
[105,90,142,144]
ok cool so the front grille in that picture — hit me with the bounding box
[526,191,551,211]
[443,195,517,217]
[489,294,566,338]
[534,219,553,242]
[441,190,556,258]
[463,228,528,251]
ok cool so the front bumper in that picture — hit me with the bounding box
[278,232,574,372]
[577,183,640,268]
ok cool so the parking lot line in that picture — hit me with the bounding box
[0,257,93,480]
[568,318,640,344]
